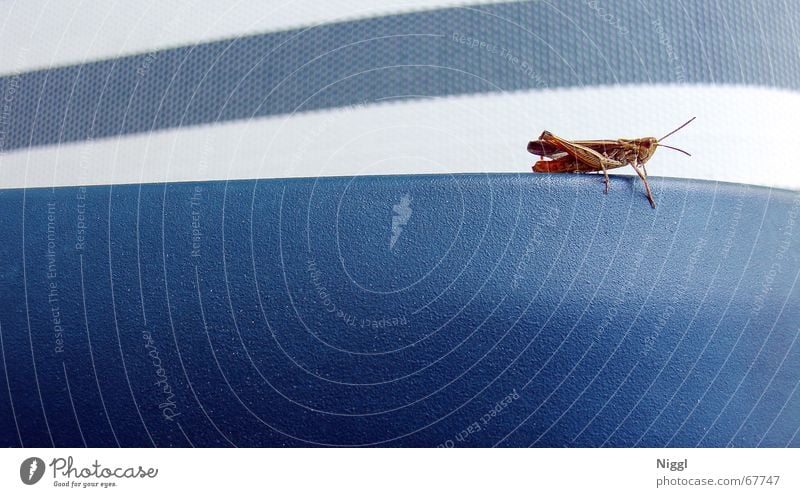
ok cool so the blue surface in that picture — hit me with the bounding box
[0,173,798,447]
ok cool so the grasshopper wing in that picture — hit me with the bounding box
[527,140,567,158]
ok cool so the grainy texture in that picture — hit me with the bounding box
[0,0,798,152]
[0,174,797,447]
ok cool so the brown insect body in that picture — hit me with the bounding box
[527,118,695,208]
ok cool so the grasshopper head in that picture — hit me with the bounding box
[635,137,659,164]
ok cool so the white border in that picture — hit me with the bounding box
[1,448,798,496]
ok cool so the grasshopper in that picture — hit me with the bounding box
[528,117,695,208]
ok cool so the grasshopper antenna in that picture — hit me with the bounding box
[659,116,696,142]
[656,143,691,156]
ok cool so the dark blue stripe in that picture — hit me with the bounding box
[0,0,798,153]
[0,174,798,447]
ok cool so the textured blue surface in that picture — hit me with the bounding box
[1,0,799,151]
[0,174,798,447]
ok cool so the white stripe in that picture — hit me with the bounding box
[0,0,507,75]
[1,84,798,191]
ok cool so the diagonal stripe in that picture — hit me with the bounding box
[0,0,509,75]
[2,85,799,191]
[0,0,798,153]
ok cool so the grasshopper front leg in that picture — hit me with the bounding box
[631,159,656,208]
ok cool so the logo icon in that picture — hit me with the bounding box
[20,457,45,485]
[390,193,412,251]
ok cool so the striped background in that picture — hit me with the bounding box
[2,0,800,189]
[1,0,799,447]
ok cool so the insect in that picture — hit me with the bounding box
[527,117,695,208]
